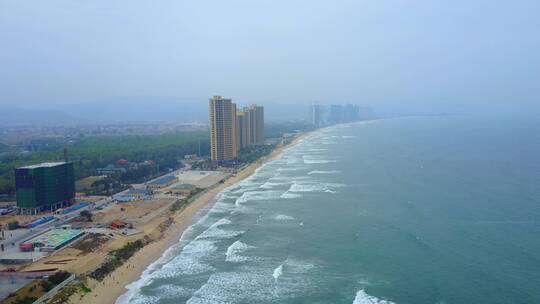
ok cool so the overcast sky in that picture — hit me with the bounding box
[1,0,539,115]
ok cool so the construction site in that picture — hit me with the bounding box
[0,168,229,303]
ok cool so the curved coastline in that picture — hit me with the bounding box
[72,131,311,304]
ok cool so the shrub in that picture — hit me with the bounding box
[89,239,149,280]
[7,220,19,230]
[15,297,37,304]
[80,210,93,222]
[40,280,54,292]
[48,271,70,285]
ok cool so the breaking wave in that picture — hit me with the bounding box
[273,264,283,282]
[274,214,295,221]
[260,181,289,189]
[235,190,282,205]
[280,191,303,199]
[288,182,345,193]
[302,155,337,164]
[353,290,396,304]
[307,170,341,175]
[226,240,255,262]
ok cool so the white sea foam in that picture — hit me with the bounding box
[231,183,261,194]
[288,181,340,192]
[186,270,276,304]
[116,246,177,304]
[286,156,303,165]
[128,295,159,304]
[274,214,295,221]
[280,191,303,199]
[271,174,310,182]
[226,240,255,262]
[207,201,235,214]
[185,259,317,303]
[235,190,282,205]
[353,290,396,304]
[284,258,315,273]
[260,181,289,189]
[302,156,337,164]
[116,214,215,304]
[153,284,196,299]
[273,264,283,281]
[289,183,324,193]
[288,181,345,193]
[277,167,301,172]
[196,227,244,240]
[152,239,216,279]
[211,218,231,227]
[307,170,341,175]
[149,217,239,280]
[195,218,244,240]
[342,135,357,139]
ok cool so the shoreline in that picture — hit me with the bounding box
[73,131,310,304]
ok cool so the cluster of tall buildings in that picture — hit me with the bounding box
[310,104,372,127]
[209,96,264,162]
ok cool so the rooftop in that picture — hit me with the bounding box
[148,175,177,185]
[126,188,151,195]
[23,229,83,248]
[19,162,67,169]
[172,183,195,189]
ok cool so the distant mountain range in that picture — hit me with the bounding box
[0,143,9,152]
[3,97,310,126]
[0,107,83,126]
[64,97,208,123]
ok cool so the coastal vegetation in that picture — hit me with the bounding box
[0,122,308,197]
[47,282,91,304]
[0,131,210,196]
[89,238,151,281]
[237,144,275,164]
[3,271,71,304]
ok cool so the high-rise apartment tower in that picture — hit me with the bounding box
[209,96,238,161]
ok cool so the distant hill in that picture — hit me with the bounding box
[0,143,8,152]
[2,97,309,126]
[64,96,309,123]
[64,96,208,124]
[1,107,82,126]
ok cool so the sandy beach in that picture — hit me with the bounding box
[72,132,307,304]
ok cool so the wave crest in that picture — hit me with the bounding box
[353,290,396,304]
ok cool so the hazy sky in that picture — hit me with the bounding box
[1,0,539,114]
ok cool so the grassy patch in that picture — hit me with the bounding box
[75,175,105,191]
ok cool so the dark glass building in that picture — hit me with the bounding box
[15,162,75,214]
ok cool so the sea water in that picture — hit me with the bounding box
[118,115,540,304]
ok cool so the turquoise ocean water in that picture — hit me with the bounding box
[118,115,540,304]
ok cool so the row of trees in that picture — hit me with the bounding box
[0,131,211,196]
